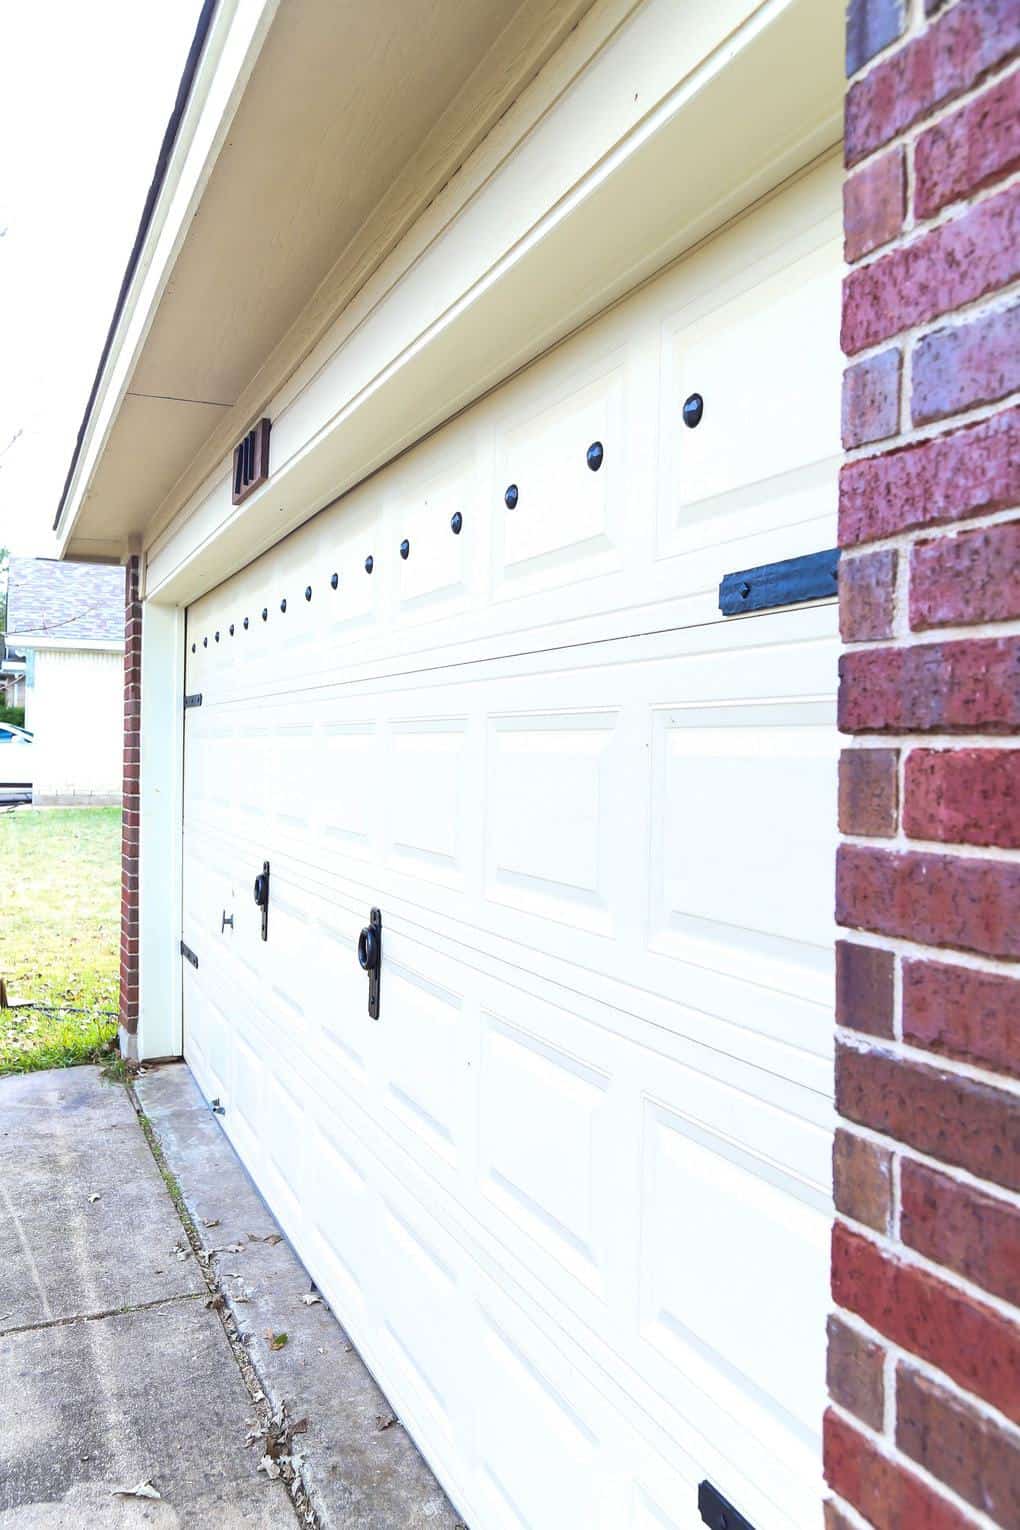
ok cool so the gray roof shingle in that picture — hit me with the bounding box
[6,558,124,646]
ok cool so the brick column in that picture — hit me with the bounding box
[828,2,1019,1526]
[119,555,142,1044]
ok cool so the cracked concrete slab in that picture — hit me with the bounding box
[0,1068,297,1528]
[0,1067,204,1329]
[135,1064,461,1530]
[0,1300,294,1528]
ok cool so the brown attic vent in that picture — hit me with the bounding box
[232,418,271,505]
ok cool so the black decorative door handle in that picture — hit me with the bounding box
[253,861,270,941]
[357,924,378,972]
[357,908,382,1019]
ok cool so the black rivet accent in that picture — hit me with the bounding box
[203,637,208,648]
[229,623,235,636]
[305,585,312,601]
[280,598,287,613]
[243,617,249,630]
[504,483,519,509]
[215,630,220,642]
[191,642,196,653]
[586,441,604,471]
[262,607,268,621]
[450,511,462,535]
[682,392,704,428]
[740,581,751,599]
[330,572,339,590]
[365,555,374,574]
[400,539,410,560]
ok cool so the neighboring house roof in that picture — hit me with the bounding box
[6,558,124,647]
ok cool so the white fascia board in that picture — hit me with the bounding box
[55,0,280,559]
[5,636,125,655]
[144,0,841,608]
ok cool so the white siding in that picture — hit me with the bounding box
[30,648,123,804]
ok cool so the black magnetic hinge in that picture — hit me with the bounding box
[253,860,270,941]
[180,940,199,969]
[719,547,840,616]
[184,692,203,710]
[698,1481,757,1530]
[357,908,382,1020]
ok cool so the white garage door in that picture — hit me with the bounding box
[182,156,842,1530]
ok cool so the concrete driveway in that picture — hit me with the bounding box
[0,1066,458,1530]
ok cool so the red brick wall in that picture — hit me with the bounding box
[830,1,1019,1525]
[119,555,141,1038]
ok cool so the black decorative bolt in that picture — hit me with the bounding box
[682,392,704,428]
[504,483,519,509]
[229,623,234,636]
[215,630,220,642]
[243,616,249,629]
[586,440,604,471]
[305,585,312,601]
[261,607,268,621]
[364,555,374,574]
[203,637,208,648]
[740,581,751,599]
[330,572,339,590]
[400,539,410,560]
[191,642,196,653]
[450,511,462,535]
[280,598,287,613]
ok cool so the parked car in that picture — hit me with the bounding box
[0,722,33,804]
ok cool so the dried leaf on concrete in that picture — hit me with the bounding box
[112,1480,161,1500]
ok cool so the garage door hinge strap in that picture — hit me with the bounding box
[180,940,199,969]
[184,692,203,709]
[698,1481,756,1530]
[718,547,839,615]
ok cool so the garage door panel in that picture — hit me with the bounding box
[394,462,475,617]
[474,1300,605,1530]
[485,708,618,935]
[182,159,842,1528]
[648,698,837,1005]
[380,957,467,1171]
[493,353,628,600]
[640,1096,828,1434]
[303,1118,372,1326]
[321,721,378,858]
[479,1009,614,1298]
[387,717,470,884]
[376,1194,467,1443]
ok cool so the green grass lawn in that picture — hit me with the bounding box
[0,807,121,1075]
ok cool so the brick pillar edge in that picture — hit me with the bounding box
[119,555,142,1049]
[828,0,1020,1526]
